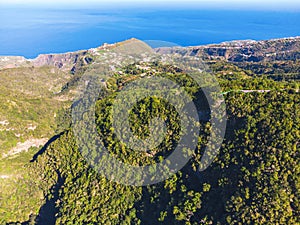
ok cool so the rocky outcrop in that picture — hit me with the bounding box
[31,50,89,72]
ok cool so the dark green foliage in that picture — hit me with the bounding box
[25,62,300,224]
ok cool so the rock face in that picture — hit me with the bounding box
[32,50,89,72]
[155,37,300,62]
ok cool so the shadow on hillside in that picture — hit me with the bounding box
[35,173,64,225]
[30,132,65,163]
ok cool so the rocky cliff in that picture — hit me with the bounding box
[31,51,88,72]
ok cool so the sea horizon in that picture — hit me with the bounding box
[1,7,300,58]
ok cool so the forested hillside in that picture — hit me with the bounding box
[0,39,299,224]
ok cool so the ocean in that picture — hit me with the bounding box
[0,7,300,58]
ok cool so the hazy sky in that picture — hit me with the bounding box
[1,0,300,10]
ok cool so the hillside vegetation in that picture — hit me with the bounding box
[0,66,73,223]
[0,38,299,224]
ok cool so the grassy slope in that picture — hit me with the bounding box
[0,66,72,223]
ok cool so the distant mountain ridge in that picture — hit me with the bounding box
[0,37,299,72]
[155,36,300,62]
